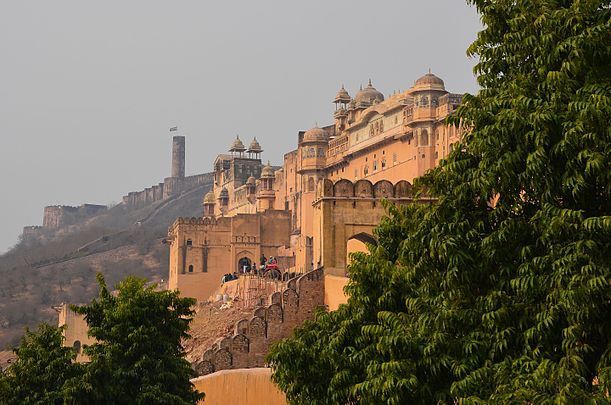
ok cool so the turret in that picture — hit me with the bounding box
[257,163,276,211]
[229,136,246,157]
[247,137,263,159]
[246,176,257,195]
[333,85,351,132]
[203,191,216,217]
[218,187,229,216]
[171,135,185,179]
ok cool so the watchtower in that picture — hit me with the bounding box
[171,135,186,179]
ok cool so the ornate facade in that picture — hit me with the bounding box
[167,73,464,301]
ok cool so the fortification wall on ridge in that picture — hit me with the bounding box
[42,204,107,229]
[122,172,214,208]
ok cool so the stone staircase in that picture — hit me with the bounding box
[194,268,324,375]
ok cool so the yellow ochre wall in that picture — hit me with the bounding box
[324,274,350,311]
[192,368,287,405]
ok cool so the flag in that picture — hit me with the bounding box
[169,126,178,132]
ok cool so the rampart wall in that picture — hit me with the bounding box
[122,172,214,208]
[194,268,324,376]
[42,204,107,229]
[191,368,287,405]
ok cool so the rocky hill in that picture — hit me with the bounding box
[0,182,212,349]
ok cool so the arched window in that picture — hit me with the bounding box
[73,340,81,354]
[308,177,315,192]
[188,265,194,273]
[420,129,429,146]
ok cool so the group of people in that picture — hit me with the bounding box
[222,255,283,286]
[221,272,239,284]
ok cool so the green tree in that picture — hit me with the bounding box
[268,1,610,403]
[72,274,204,405]
[0,323,81,405]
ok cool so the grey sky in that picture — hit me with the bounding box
[0,1,481,253]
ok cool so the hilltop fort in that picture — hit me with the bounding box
[21,134,214,240]
[60,72,465,402]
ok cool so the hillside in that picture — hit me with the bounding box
[0,183,211,349]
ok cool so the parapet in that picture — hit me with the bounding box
[316,178,413,199]
[194,268,324,376]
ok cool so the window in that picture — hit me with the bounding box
[73,340,81,354]
[364,165,369,176]
[435,151,439,159]
[188,265,194,273]
[373,161,378,171]
[186,239,192,246]
[449,143,454,152]
[393,153,397,165]
[420,129,429,146]
[381,159,386,169]
[308,177,315,192]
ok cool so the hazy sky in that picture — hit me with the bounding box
[0,1,481,253]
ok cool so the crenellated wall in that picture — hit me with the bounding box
[194,268,324,376]
[122,172,214,208]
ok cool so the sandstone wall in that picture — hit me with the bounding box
[43,204,107,229]
[122,172,214,208]
[194,268,324,376]
[191,368,286,405]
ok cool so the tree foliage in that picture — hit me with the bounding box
[0,275,203,405]
[267,1,611,403]
[0,324,81,404]
[72,274,204,404]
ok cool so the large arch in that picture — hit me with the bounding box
[235,250,255,273]
[313,180,422,276]
[346,232,377,266]
[348,232,377,246]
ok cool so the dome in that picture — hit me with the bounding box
[354,79,384,107]
[247,137,262,153]
[219,187,229,198]
[333,85,351,104]
[203,191,216,204]
[261,163,274,178]
[302,126,328,142]
[413,72,445,91]
[229,136,246,152]
[246,176,256,185]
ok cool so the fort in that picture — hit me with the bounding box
[22,134,214,238]
[60,72,466,403]
[167,72,462,297]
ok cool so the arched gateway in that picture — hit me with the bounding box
[313,179,433,276]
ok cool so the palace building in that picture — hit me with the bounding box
[166,72,464,302]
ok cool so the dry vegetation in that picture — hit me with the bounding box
[0,184,210,349]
